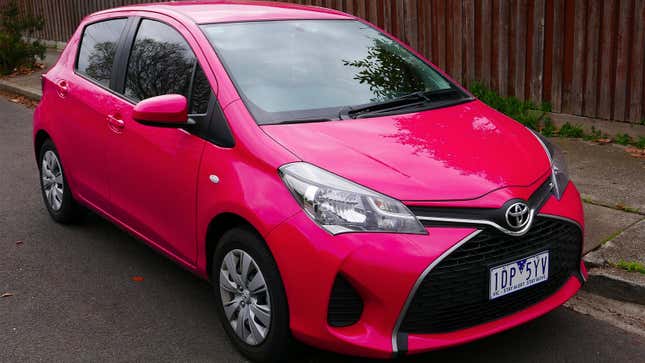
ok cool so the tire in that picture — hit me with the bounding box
[212,227,290,363]
[38,139,82,224]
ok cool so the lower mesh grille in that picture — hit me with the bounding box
[327,275,363,327]
[400,216,582,334]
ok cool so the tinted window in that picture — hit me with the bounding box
[76,18,127,87]
[125,20,196,103]
[201,20,454,125]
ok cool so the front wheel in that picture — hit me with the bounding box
[38,139,81,223]
[212,228,290,362]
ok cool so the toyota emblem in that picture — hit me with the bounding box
[505,202,530,229]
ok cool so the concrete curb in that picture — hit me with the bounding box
[583,265,645,306]
[0,79,41,101]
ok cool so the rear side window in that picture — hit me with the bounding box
[76,18,127,87]
[124,20,197,103]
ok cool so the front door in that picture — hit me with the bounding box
[106,18,213,264]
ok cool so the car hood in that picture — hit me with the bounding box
[261,100,551,201]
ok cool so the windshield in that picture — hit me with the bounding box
[201,20,467,125]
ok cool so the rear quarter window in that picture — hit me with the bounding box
[76,18,127,87]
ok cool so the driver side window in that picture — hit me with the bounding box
[124,19,211,114]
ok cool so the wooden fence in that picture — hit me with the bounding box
[3,0,644,124]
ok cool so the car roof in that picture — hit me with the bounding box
[98,0,354,24]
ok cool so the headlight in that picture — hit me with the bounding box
[529,129,570,199]
[279,162,426,235]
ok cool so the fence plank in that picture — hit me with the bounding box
[395,0,405,40]
[462,0,476,84]
[499,0,510,96]
[480,0,493,88]
[613,0,633,121]
[583,0,601,117]
[511,0,527,99]
[404,0,418,50]
[434,0,447,70]
[450,0,463,82]
[530,0,546,104]
[570,0,587,115]
[598,0,618,120]
[550,0,565,112]
[629,0,644,122]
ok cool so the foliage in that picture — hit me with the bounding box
[124,38,194,101]
[540,101,552,113]
[613,133,632,146]
[558,122,584,138]
[635,137,645,149]
[469,81,547,130]
[343,38,425,101]
[541,118,556,136]
[582,126,610,142]
[85,42,118,83]
[615,260,645,274]
[0,1,45,75]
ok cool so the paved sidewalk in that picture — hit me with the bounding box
[0,48,61,100]
[1,50,643,308]
[551,138,644,305]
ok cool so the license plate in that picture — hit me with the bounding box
[489,251,549,300]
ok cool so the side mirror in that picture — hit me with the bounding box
[133,94,193,127]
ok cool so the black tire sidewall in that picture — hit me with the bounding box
[212,228,290,363]
[38,139,78,224]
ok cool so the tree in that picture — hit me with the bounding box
[124,38,194,101]
[343,39,425,101]
[85,41,117,84]
[0,1,45,75]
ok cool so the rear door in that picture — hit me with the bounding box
[106,17,213,264]
[61,18,129,211]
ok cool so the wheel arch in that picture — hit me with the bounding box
[204,212,266,281]
[34,129,52,163]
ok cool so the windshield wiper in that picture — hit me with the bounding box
[340,88,471,119]
[339,91,429,120]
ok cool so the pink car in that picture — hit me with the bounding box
[33,1,586,361]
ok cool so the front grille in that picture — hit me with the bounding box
[327,275,363,327]
[400,216,582,334]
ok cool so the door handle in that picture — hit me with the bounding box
[56,79,69,98]
[107,114,125,132]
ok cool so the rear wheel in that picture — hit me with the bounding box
[39,139,81,223]
[212,228,290,362]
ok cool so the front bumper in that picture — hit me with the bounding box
[265,182,585,358]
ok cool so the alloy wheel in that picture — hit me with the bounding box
[219,249,272,346]
[41,150,64,211]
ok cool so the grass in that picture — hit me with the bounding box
[613,133,632,145]
[614,260,645,274]
[635,136,645,149]
[582,126,605,141]
[599,229,625,245]
[558,122,584,138]
[468,81,644,148]
[541,118,556,137]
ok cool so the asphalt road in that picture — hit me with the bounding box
[1,97,644,362]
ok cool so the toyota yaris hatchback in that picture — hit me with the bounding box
[33,1,586,361]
